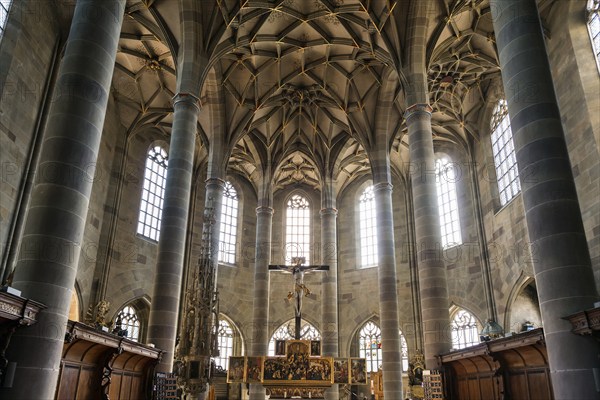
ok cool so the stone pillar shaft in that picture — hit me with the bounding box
[491,1,600,397]
[373,181,403,397]
[249,205,273,400]
[405,104,451,368]
[147,93,199,372]
[321,204,339,400]
[3,1,125,398]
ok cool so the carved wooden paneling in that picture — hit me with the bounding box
[441,328,552,400]
[56,321,161,400]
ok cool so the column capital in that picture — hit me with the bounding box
[205,177,225,189]
[372,182,393,193]
[320,207,338,216]
[256,206,274,215]
[173,92,200,111]
[404,103,433,121]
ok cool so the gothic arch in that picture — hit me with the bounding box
[113,296,151,343]
[504,274,541,334]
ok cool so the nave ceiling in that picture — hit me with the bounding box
[104,0,557,196]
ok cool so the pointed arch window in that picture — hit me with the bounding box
[359,185,378,268]
[137,145,168,241]
[491,100,520,206]
[219,181,239,264]
[435,156,462,248]
[358,321,382,373]
[0,1,13,39]
[268,319,321,356]
[588,0,600,71]
[116,305,141,342]
[451,309,480,349]
[215,319,234,370]
[286,194,311,264]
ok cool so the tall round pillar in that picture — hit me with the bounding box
[321,204,339,400]
[3,1,125,398]
[249,204,274,400]
[491,1,599,397]
[372,180,403,397]
[147,93,199,372]
[405,103,451,368]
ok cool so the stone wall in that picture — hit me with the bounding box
[0,0,61,277]
[94,129,169,321]
[545,0,600,281]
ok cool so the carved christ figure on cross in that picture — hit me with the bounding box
[269,257,329,339]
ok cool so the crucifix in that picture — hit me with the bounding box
[269,257,329,339]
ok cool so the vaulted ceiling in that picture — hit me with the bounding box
[109,0,557,195]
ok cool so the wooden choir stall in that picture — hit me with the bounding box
[56,321,162,400]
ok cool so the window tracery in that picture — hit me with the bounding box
[137,145,168,241]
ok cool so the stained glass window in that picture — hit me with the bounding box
[358,321,382,373]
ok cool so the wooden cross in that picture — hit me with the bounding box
[269,257,329,339]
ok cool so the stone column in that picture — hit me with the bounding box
[249,195,274,400]
[2,1,125,398]
[147,93,199,372]
[405,104,451,368]
[490,1,600,397]
[372,170,403,397]
[321,180,339,400]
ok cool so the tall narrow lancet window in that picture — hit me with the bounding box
[435,156,462,248]
[218,181,239,264]
[588,0,600,71]
[215,319,234,370]
[358,321,382,373]
[0,1,12,39]
[491,99,521,206]
[268,319,321,355]
[285,194,311,264]
[359,185,378,268]
[451,309,480,349]
[116,305,141,342]
[399,331,409,372]
[137,145,168,241]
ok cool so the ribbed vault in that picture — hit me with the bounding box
[107,0,559,192]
